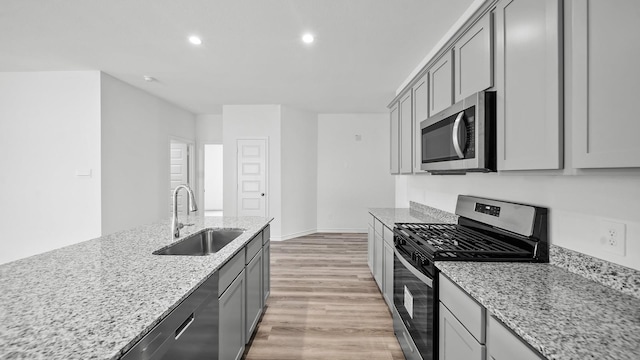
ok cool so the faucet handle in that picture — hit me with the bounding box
[173,222,185,238]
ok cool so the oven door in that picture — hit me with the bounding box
[393,248,434,360]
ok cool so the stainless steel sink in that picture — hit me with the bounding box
[153,228,245,256]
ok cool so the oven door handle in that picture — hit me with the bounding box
[394,248,433,288]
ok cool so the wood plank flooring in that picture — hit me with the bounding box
[243,233,404,360]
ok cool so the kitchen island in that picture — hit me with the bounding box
[0,215,272,360]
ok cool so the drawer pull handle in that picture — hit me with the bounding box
[175,313,195,340]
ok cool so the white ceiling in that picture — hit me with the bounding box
[0,0,474,114]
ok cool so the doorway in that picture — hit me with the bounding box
[236,138,268,217]
[203,144,224,217]
[169,139,195,216]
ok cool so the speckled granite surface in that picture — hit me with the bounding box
[550,245,640,300]
[368,206,456,229]
[0,215,272,360]
[410,201,459,224]
[437,262,640,360]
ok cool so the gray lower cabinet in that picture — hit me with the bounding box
[245,248,263,342]
[219,269,246,360]
[373,227,384,289]
[487,316,544,360]
[263,241,270,304]
[383,240,394,308]
[495,0,563,170]
[439,304,484,360]
[367,222,374,271]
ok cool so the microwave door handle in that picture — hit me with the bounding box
[452,111,465,159]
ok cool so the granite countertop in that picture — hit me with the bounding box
[368,207,457,229]
[0,215,272,360]
[437,262,640,360]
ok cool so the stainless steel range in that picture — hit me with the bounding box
[392,195,549,360]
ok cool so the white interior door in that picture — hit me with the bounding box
[237,139,267,217]
[170,141,189,215]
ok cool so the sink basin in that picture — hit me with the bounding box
[153,228,245,256]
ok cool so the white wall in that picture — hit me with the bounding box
[0,71,102,264]
[281,106,318,239]
[196,114,223,208]
[223,105,282,238]
[317,114,395,232]
[101,73,196,235]
[204,144,223,210]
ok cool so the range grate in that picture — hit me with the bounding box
[395,223,532,260]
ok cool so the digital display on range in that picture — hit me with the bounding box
[474,202,500,217]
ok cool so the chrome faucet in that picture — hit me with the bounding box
[172,184,198,238]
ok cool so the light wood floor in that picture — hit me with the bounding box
[243,233,404,360]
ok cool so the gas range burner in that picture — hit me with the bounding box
[393,196,549,268]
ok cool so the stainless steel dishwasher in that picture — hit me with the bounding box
[121,272,219,360]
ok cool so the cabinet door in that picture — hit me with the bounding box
[399,91,413,174]
[383,241,394,310]
[487,316,544,360]
[219,269,245,360]
[367,224,374,272]
[263,241,270,304]
[413,73,428,172]
[439,303,485,360]
[374,230,383,290]
[455,13,493,102]
[390,103,400,174]
[495,0,563,170]
[572,0,640,168]
[246,249,263,342]
[429,50,454,116]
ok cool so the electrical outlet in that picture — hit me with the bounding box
[599,220,626,256]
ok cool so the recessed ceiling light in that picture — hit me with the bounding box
[302,33,314,44]
[188,36,203,45]
[143,76,156,82]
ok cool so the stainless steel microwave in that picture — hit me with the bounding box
[420,91,496,174]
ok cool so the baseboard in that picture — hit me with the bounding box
[270,229,317,241]
[270,228,368,241]
[316,228,367,234]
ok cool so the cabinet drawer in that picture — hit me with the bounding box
[439,273,486,343]
[219,249,245,295]
[374,218,384,235]
[246,234,262,264]
[383,225,394,245]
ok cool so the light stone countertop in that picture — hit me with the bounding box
[370,206,640,359]
[0,215,272,360]
[368,207,456,229]
[437,261,640,360]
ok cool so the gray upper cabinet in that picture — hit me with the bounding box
[399,91,413,174]
[429,50,454,116]
[571,0,640,168]
[495,0,563,170]
[412,73,428,173]
[454,12,493,102]
[390,103,400,174]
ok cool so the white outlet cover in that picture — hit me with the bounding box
[599,220,626,256]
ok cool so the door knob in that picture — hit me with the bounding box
[261,193,265,197]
